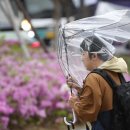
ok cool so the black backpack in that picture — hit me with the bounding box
[92,69,130,130]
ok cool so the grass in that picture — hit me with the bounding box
[121,55,130,73]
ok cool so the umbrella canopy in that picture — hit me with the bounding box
[58,9,130,87]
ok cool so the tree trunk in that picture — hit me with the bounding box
[52,0,62,51]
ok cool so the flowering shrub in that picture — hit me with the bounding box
[124,73,130,81]
[0,42,70,129]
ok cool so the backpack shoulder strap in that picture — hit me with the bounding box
[118,73,126,83]
[91,69,117,90]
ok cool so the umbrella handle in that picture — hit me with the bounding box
[64,85,76,127]
[64,109,77,126]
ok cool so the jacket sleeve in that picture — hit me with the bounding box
[73,73,102,122]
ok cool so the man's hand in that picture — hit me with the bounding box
[66,75,81,92]
[68,94,79,107]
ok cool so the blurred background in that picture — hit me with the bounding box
[0,0,130,130]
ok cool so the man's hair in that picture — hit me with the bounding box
[80,35,109,61]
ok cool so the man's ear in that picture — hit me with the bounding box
[92,54,97,59]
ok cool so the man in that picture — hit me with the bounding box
[67,35,128,130]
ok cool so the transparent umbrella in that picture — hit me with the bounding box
[58,9,130,87]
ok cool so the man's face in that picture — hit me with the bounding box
[82,51,97,71]
[81,51,94,71]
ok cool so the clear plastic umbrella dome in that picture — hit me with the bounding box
[57,9,130,87]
